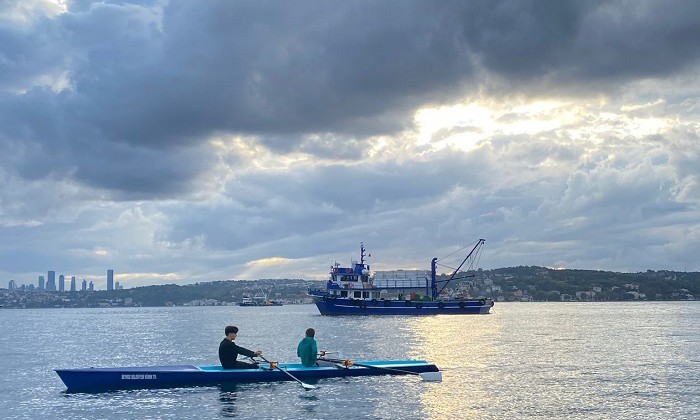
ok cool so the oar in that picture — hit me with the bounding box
[321,358,442,382]
[258,356,317,390]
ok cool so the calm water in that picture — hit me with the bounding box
[0,302,698,419]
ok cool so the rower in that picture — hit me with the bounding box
[219,325,263,369]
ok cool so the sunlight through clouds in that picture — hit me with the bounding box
[414,103,493,152]
[240,257,298,280]
[0,0,67,23]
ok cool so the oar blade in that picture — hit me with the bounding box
[262,356,318,391]
[419,371,442,382]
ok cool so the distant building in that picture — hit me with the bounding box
[81,279,87,292]
[59,275,65,292]
[8,280,16,290]
[47,271,56,291]
[38,276,45,290]
[115,281,121,290]
[107,269,114,291]
[89,281,94,291]
[70,276,76,292]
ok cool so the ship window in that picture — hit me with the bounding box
[362,292,370,299]
[371,292,381,299]
[353,291,362,299]
[340,291,348,298]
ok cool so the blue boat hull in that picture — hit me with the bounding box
[311,295,493,315]
[55,360,439,392]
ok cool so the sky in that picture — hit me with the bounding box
[1,0,699,289]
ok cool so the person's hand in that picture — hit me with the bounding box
[319,350,326,357]
[255,350,262,357]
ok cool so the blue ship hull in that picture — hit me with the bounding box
[311,294,493,315]
[55,360,438,392]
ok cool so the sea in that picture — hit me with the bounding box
[0,302,698,419]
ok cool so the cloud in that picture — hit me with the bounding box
[1,1,700,287]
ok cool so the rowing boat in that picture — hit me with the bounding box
[55,359,439,392]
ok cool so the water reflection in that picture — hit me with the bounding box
[298,391,320,415]
[409,314,502,419]
[218,384,238,418]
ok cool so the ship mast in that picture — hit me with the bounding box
[431,239,485,300]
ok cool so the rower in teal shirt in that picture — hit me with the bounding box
[297,328,318,367]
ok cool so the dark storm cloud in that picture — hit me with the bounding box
[117,0,473,140]
[71,141,215,198]
[457,0,700,83]
[2,0,700,196]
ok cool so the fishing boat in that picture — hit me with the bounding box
[308,240,494,315]
[239,290,284,306]
[55,359,440,392]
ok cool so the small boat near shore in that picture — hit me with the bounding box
[55,359,439,392]
[309,240,494,315]
[239,291,283,306]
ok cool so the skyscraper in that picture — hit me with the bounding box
[81,279,87,291]
[47,271,56,291]
[8,280,16,289]
[38,276,45,290]
[70,276,76,292]
[88,281,94,291]
[107,269,114,291]
[59,275,65,292]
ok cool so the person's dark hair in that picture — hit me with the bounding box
[225,325,239,335]
[305,328,315,337]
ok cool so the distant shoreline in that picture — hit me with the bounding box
[2,266,698,308]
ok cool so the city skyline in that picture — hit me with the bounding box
[5,269,117,291]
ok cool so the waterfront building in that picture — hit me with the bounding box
[47,271,56,291]
[107,269,114,291]
[89,281,94,291]
[81,279,87,291]
[59,275,65,292]
[39,276,45,290]
[8,280,16,290]
[115,281,121,290]
[70,276,76,292]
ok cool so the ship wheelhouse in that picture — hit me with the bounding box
[327,289,383,300]
[326,243,380,300]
